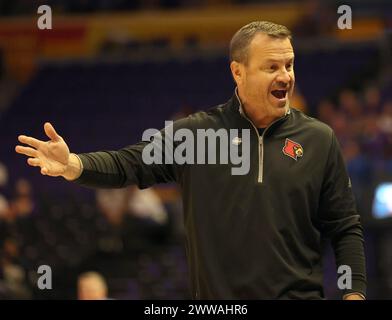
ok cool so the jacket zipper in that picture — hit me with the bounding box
[235,90,289,184]
[246,120,277,184]
[259,135,264,183]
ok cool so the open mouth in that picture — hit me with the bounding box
[271,89,287,99]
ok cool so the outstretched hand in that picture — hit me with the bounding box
[16,122,70,177]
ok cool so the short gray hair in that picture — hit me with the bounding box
[230,21,292,64]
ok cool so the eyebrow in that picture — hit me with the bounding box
[265,57,295,64]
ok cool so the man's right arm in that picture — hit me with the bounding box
[70,140,178,189]
[16,121,183,190]
[66,117,194,189]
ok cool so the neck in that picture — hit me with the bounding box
[242,104,277,128]
[236,89,286,128]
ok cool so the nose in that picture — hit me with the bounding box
[276,70,291,86]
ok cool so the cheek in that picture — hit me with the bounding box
[290,72,295,83]
[249,73,269,89]
[290,75,295,89]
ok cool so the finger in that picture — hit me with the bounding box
[41,167,49,175]
[18,135,43,149]
[15,145,38,158]
[44,122,60,142]
[27,158,41,167]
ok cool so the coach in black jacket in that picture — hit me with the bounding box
[16,21,366,299]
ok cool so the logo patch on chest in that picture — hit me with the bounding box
[282,138,304,161]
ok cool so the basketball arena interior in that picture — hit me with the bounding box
[0,0,392,300]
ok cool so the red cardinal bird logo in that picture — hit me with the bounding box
[282,138,304,161]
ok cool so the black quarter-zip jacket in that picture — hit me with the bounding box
[74,92,367,299]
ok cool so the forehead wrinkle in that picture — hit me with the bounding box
[256,47,294,56]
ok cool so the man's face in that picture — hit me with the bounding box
[232,33,295,124]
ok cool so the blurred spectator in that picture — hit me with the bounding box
[0,162,7,188]
[316,99,336,126]
[361,116,387,162]
[339,89,363,120]
[363,86,382,115]
[329,111,350,143]
[95,187,170,255]
[337,89,365,143]
[128,187,168,225]
[0,177,36,299]
[96,188,128,227]
[378,100,392,135]
[0,162,8,218]
[0,237,31,299]
[0,179,34,245]
[0,195,8,220]
[291,87,308,113]
[77,271,109,300]
[378,101,392,174]
[12,179,35,218]
[343,140,372,214]
[95,188,130,254]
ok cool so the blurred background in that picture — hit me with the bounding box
[0,0,391,299]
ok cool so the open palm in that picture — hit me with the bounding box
[15,123,70,176]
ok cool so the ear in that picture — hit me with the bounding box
[230,61,244,86]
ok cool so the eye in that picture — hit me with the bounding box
[268,64,278,72]
[286,63,293,71]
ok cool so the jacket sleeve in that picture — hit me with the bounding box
[72,117,190,189]
[317,131,367,298]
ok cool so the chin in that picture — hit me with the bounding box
[274,102,287,110]
[274,105,288,118]
[279,99,290,110]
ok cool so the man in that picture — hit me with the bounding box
[77,272,109,300]
[15,21,366,299]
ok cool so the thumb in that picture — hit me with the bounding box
[44,122,60,142]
